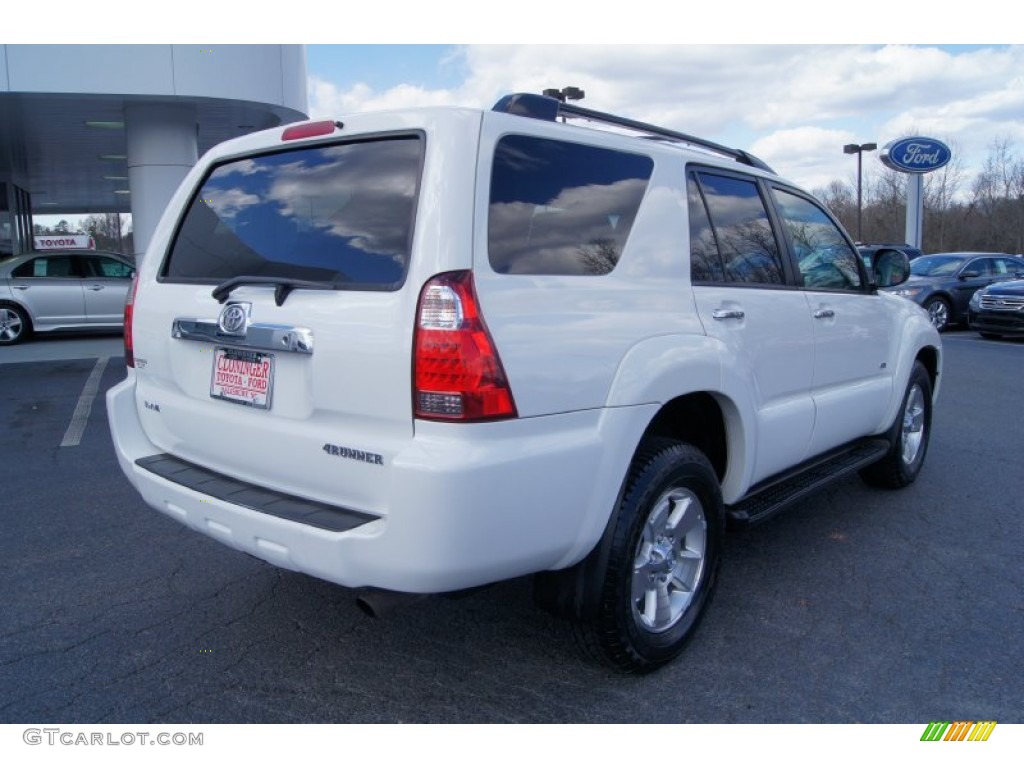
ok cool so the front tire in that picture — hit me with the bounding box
[571,439,724,673]
[925,297,951,332]
[860,361,933,489]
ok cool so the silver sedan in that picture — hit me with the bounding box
[0,249,134,345]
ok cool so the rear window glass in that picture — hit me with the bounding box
[163,136,423,290]
[488,135,653,275]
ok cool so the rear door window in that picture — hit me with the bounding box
[995,257,1024,276]
[163,135,424,290]
[488,135,653,275]
[689,172,785,285]
[86,256,134,279]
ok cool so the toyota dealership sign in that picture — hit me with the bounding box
[33,234,95,250]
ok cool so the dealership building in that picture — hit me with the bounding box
[0,45,308,260]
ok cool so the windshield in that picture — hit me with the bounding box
[163,135,423,290]
[910,255,965,277]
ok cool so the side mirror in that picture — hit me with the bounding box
[958,270,980,280]
[873,248,911,289]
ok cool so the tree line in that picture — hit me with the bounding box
[816,138,1024,255]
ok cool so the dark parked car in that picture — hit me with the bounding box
[968,279,1024,338]
[882,252,1024,332]
[0,249,135,345]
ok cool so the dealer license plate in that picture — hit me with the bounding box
[210,347,274,409]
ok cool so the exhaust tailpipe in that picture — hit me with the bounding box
[354,588,428,618]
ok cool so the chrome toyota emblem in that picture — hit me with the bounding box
[218,303,249,336]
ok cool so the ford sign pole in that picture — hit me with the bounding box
[906,175,924,252]
[880,137,952,251]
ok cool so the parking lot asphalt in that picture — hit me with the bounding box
[0,332,1021,724]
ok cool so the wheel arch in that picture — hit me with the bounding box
[916,344,939,386]
[641,392,728,483]
[915,343,941,401]
[0,298,32,320]
[924,290,954,307]
[602,333,753,498]
[873,303,942,434]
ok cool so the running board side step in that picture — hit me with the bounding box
[726,439,890,528]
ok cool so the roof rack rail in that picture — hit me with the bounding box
[492,92,775,174]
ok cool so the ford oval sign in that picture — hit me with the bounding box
[881,137,952,174]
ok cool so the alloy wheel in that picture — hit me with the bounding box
[631,487,707,633]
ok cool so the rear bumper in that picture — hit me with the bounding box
[108,375,651,593]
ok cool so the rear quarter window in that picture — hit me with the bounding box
[488,135,653,275]
[162,135,423,290]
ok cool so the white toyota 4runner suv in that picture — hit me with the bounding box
[108,93,941,673]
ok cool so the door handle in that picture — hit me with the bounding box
[13,285,29,290]
[813,309,835,319]
[87,285,105,291]
[711,308,745,320]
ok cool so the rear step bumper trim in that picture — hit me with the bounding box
[135,453,377,533]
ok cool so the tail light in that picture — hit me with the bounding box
[124,272,138,367]
[414,271,517,421]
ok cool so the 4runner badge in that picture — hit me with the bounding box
[322,443,384,466]
[218,303,250,336]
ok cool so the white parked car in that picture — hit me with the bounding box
[107,94,941,672]
[0,249,134,344]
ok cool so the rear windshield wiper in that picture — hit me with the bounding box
[212,276,339,307]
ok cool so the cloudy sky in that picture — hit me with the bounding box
[306,44,1024,196]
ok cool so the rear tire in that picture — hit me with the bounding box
[564,439,724,673]
[0,304,30,345]
[860,361,932,489]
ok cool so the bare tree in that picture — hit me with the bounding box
[816,180,856,231]
[81,213,130,253]
[966,138,1020,252]
[923,138,965,252]
[863,167,906,243]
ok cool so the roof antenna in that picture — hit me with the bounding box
[542,86,585,122]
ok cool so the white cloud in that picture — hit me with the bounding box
[308,44,1024,192]
[750,126,865,192]
[309,77,464,118]
[205,188,260,219]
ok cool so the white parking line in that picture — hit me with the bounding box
[60,356,110,447]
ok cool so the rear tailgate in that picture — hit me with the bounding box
[128,123,449,515]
